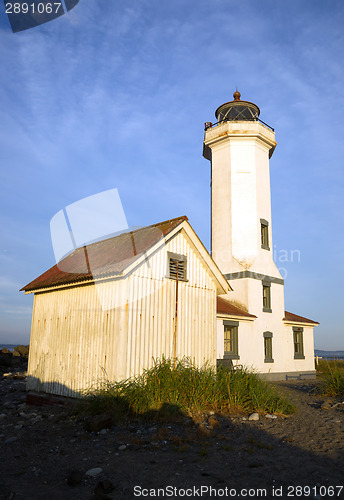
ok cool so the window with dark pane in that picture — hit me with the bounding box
[263,331,274,363]
[262,283,271,312]
[217,104,259,123]
[293,327,305,359]
[260,219,269,250]
[223,321,239,359]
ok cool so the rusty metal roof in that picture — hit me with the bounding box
[217,296,256,318]
[21,216,188,292]
[283,311,319,325]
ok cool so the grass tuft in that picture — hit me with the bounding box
[75,357,295,421]
[316,359,344,397]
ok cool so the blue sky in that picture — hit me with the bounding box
[0,0,343,349]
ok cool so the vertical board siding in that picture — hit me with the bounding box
[27,229,218,397]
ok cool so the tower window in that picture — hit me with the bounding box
[260,219,270,250]
[223,320,239,359]
[293,327,305,359]
[263,331,274,363]
[262,282,272,312]
[167,252,187,281]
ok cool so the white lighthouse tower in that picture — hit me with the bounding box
[203,90,283,315]
[204,90,317,379]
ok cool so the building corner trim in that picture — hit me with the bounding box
[224,271,284,285]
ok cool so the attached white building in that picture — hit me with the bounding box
[22,91,318,397]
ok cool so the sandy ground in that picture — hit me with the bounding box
[0,376,343,500]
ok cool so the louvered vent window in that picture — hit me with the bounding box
[167,252,187,281]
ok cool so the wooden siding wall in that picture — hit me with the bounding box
[27,230,217,397]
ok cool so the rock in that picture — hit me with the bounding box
[67,469,83,486]
[85,414,113,433]
[282,435,295,443]
[0,353,13,367]
[196,424,211,437]
[208,416,220,428]
[86,467,103,478]
[4,437,18,444]
[0,485,15,500]
[331,402,344,409]
[31,416,43,424]
[265,414,277,419]
[94,479,114,494]
[92,494,112,500]
[118,445,127,450]
[248,413,259,421]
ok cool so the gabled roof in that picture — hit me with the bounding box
[21,216,230,295]
[21,216,188,293]
[283,311,319,325]
[217,296,256,319]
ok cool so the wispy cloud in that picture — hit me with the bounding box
[0,276,21,291]
[0,0,343,346]
[2,306,33,315]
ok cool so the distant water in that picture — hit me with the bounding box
[315,350,344,360]
[317,355,344,360]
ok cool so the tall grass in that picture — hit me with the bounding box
[76,358,294,421]
[316,359,344,397]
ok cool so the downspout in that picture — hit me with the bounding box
[173,262,179,366]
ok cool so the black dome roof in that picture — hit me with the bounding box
[215,90,260,122]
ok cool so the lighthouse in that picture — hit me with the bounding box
[21,90,318,392]
[203,90,284,319]
[204,91,317,379]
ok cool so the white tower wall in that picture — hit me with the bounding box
[205,120,282,313]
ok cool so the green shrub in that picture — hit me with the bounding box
[317,359,344,397]
[75,357,295,421]
[316,358,344,375]
[216,365,294,415]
